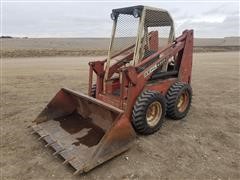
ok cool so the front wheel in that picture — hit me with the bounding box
[132,90,166,135]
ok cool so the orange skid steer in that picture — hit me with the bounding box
[31,5,193,174]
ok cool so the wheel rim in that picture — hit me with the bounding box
[146,101,162,127]
[177,90,189,113]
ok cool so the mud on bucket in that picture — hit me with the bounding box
[31,88,135,174]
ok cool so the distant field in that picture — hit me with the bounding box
[1,37,239,57]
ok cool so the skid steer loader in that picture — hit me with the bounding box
[30,5,193,174]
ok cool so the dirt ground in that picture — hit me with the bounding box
[1,52,240,179]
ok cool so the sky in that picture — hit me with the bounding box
[1,1,240,38]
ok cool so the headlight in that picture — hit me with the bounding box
[111,13,117,20]
[133,9,140,18]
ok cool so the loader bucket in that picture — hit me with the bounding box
[30,88,136,174]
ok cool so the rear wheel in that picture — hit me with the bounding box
[166,82,192,120]
[132,90,166,135]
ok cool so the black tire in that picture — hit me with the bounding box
[90,84,96,98]
[132,90,166,135]
[166,82,192,120]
